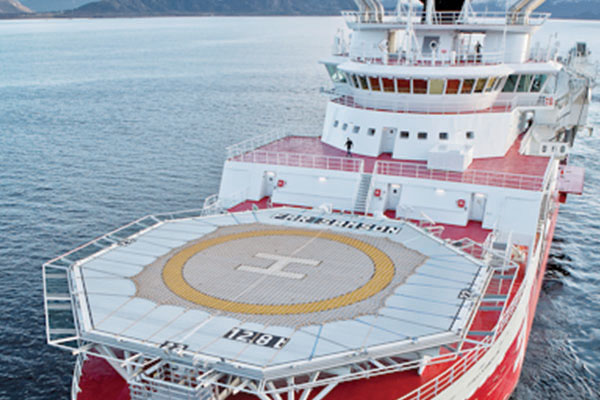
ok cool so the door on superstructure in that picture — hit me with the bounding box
[469,193,487,222]
[261,171,276,198]
[380,127,397,154]
[385,184,402,212]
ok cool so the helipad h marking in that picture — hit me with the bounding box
[162,229,395,315]
[237,253,320,280]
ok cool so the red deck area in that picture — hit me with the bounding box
[237,135,551,190]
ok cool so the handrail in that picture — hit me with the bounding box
[374,160,545,191]
[341,10,550,26]
[230,150,364,173]
[226,132,319,160]
[328,94,552,116]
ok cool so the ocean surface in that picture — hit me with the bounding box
[0,16,598,400]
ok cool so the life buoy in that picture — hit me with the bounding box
[374,188,382,197]
[457,199,466,208]
[277,179,285,188]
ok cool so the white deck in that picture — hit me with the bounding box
[71,208,491,379]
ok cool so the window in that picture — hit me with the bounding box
[333,120,339,128]
[531,74,548,93]
[400,131,410,139]
[358,75,369,90]
[325,64,347,83]
[429,79,444,94]
[383,127,397,136]
[494,76,505,91]
[461,79,475,94]
[353,125,360,134]
[485,77,496,92]
[350,74,360,88]
[418,132,428,140]
[342,123,348,131]
[446,79,461,94]
[369,77,381,91]
[466,131,474,139]
[502,74,519,92]
[367,128,376,136]
[439,132,449,140]
[396,78,410,93]
[413,79,428,94]
[474,78,487,93]
[517,74,533,92]
[382,77,395,92]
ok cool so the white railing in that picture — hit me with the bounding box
[375,160,545,191]
[71,354,86,400]
[329,94,551,115]
[226,131,319,160]
[341,10,549,26]
[231,151,364,173]
[352,50,506,67]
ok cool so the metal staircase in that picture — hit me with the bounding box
[354,173,373,213]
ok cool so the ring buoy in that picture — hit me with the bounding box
[457,199,466,208]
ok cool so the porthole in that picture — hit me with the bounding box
[367,128,376,136]
[466,131,474,139]
[400,131,409,139]
[439,132,449,140]
[418,132,428,140]
[353,125,361,134]
[333,120,339,128]
[342,123,348,131]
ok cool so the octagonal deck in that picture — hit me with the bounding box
[74,208,491,375]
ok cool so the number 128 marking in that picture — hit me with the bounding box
[224,328,289,349]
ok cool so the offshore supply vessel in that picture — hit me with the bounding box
[43,0,598,399]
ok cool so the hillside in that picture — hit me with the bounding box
[70,0,356,16]
[0,0,31,13]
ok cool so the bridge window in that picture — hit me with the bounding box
[350,74,359,88]
[400,131,410,139]
[446,79,460,94]
[474,78,487,93]
[369,77,381,91]
[413,79,428,94]
[494,76,505,91]
[461,79,475,94]
[382,77,395,92]
[418,132,428,140]
[485,77,496,92]
[358,75,369,90]
[396,78,410,93]
[531,74,547,93]
[502,74,519,92]
[429,79,444,94]
[325,64,347,83]
[517,75,533,92]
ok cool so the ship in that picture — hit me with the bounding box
[43,1,598,399]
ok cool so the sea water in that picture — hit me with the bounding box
[0,16,598,399]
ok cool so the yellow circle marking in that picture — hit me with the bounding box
[162,229,395,315]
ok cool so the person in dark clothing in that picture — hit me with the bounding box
[475,42,482,63]
[345,137,354,157]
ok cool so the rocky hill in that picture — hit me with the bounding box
[70,0,356,16]
[0,0,31,13]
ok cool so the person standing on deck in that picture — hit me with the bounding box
[345,137,353,157]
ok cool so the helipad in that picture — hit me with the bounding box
[72,208,490,375]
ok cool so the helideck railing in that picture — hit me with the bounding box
[375,161,545,191]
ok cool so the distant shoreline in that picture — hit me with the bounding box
[1,12,599,21]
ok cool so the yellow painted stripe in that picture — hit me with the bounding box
[162,229,395,315]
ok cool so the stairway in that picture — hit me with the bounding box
[354,173,373,214]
